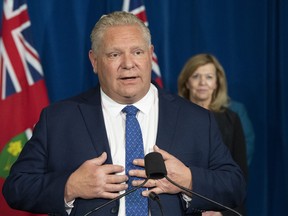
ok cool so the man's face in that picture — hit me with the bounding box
[89,25,154,104]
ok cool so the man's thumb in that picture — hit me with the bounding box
[153,145,171,160]
[91,152,107,165]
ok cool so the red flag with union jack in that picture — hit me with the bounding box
[0,0,49,215]
[123,0,163,88]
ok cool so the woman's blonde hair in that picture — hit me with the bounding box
[178,53,229,112]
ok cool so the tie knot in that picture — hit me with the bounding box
[122,105,139,116]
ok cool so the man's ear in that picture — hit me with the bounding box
[150,45,154,60]
[88,50,97,74]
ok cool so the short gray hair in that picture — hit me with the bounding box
[90,11,151,54]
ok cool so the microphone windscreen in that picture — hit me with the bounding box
[145,152,167,179]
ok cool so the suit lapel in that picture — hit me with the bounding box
[156,89,180,152]
[77,87,113,164]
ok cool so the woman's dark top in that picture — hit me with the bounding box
[213,108,248,216]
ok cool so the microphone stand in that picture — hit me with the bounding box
[164,175,242,216]
[83,178,149,216]
[149,191,164,216]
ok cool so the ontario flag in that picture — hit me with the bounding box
[0,0,49,215]
[122,0,163,88]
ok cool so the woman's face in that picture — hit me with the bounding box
[186,63,217,106]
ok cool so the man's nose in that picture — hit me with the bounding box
[122,53,135,70]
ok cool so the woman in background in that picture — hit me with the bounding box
[178,53,248,216]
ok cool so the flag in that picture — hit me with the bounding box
[122,0,163,87]
[0,0,49,215]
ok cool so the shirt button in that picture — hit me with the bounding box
[110,206,118,214]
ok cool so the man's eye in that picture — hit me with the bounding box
[134,50,144,55]
[109,53,119,58]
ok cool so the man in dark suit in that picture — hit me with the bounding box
[2,11,246,215]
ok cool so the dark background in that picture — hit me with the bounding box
[2,1,287,215]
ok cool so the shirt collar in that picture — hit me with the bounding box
[101,84,157,117]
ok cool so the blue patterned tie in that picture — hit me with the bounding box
[123,105,148,216]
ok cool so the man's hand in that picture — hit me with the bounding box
[130,145,192,196]
[64,152,128,202]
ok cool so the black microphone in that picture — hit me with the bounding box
[144,152,243,216]
[145,151,167,179]
[83,178,148,216]
[144,152,166,215]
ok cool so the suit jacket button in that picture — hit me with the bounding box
[110,206,118,214]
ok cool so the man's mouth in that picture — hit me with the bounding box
[120,76,137,80]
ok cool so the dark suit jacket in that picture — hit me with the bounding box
[3,84,246,216]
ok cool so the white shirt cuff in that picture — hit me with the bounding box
[182,193,192,208]
[65,199,75,215]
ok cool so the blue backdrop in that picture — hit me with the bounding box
[2,1,287,215]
